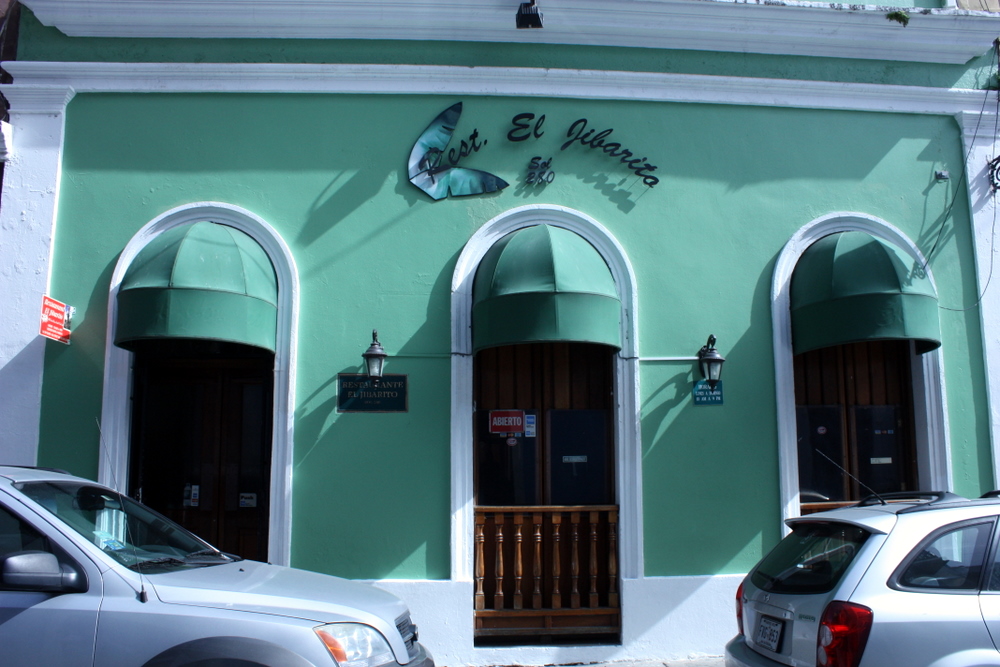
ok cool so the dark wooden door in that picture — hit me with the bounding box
[794,339,917,513]
[473,342,619,644]
[129,342,273,561]
[475,342,615,506]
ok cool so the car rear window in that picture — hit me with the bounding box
[751,522,870,594]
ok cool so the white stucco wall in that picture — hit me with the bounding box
[376,574,741,666]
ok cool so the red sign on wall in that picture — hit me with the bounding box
[489,410,525,433]
[39,295,71,344]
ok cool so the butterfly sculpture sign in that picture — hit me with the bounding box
[407,102,509,200]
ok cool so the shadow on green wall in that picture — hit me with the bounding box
[639,254,781,577]
[38,256,120,480]
[289,251,457,581]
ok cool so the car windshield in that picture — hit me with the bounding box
[751,521,870,594]
[16,481,237,572]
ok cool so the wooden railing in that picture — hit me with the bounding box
[474,506,619,619]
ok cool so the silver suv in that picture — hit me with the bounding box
[726,491,1000,667]
[0,465,434,667]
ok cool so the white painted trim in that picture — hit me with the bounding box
[375,573,740,666]
[450,204,643,586]
[958,111,1000,487]
[20,0,1000,64]
[0,84,76,114]
[0,84,74,466]
[0,122,13,162]
[771,213,950,527]
[2,61,993,119]
[98,202,299,566]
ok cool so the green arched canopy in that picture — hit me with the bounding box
[472,225,621,352]
[791,231,941,355]
[115,222,278,352]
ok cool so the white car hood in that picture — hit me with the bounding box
[148,559,408,627]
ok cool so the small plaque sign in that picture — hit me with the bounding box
[693,380,724,406]
[524,413,537,437]
[337,374,408,413]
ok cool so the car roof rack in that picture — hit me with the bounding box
[855,491,968,511]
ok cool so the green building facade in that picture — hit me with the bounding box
[1,1,999,662]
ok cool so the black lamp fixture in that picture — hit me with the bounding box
[697,334,726,390]
[362,329,387,386]
[516,0,543,29]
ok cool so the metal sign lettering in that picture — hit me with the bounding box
[405,102,662,202]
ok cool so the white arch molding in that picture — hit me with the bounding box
[771,212,951,527]
[450,204,643,584]
[98,202,299,566]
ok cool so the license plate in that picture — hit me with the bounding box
[755,615,784,652]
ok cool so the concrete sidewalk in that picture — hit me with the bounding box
[584,659,724,667]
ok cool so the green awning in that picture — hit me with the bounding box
[115,222,278,352]
[472,225,621,352]
[791,231,941,355]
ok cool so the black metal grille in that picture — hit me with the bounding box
[395,613,418,658]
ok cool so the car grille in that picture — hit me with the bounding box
[396,613,419,659]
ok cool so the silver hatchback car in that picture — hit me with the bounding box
[726,491,1000,667]
[0,465,434,667]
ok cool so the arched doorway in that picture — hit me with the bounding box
[110,218,282,562]
[470,224,622,645]
[789,230,941,513]
[451,205,641,648]
[771,214,949,523]
[100,203,298,565]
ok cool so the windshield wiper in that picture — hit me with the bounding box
[186,548,223,558]
[185,549,241,563]
[133,556,186,570]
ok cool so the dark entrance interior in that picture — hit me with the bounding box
[473,341,620,645]
[128,340,274,561]
[794,339,918,513]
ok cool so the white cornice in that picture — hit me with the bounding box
[19,0,1000,65]
[1,61,992,119]
[0,83,75,114]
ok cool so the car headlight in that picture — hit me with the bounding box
[315,623,397,667]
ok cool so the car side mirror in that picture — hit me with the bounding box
[1,550,85,593]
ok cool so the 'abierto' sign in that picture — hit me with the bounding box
[489,410,525,433]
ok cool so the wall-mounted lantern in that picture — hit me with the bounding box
[698,335,726,390]
[362,330,387,386]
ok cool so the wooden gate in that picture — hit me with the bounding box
[475,506,620,641]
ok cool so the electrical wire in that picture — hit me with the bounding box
[930,40,1000,312]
